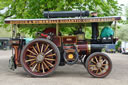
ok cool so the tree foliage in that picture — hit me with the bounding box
[125,5,128,23]
[125,5,128,17]
[117,24,128,41]
[0,0,12,10]
[0,0,121,37]
[1,0,121,18]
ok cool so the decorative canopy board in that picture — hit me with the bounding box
[5,16,121,25]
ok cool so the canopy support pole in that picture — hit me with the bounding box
[11,24,14,58]
[11,24,18,38]
[56,23,59,36]
[11,24,13,38]
[115,21,117,38]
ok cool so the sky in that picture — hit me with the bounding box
[118,0,128,5]
[118,0,128,14]
[117,0,128,20]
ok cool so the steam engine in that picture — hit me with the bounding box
[5,10,119,78]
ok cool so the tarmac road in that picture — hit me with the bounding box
[0,50,128,85]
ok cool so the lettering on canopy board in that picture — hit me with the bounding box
[9,18,115,24]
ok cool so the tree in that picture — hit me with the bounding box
[117,24,128,41]
[0,0,121,37]
[0,0,12,10]
[125,5,128,23]
[125,5,128,17]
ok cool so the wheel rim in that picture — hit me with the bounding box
[87,54,111,77]
[22,40,58,76]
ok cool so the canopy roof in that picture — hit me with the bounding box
[5,16,121,25]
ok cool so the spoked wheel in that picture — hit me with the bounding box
[20,38,60,77]
[86,52,112,78]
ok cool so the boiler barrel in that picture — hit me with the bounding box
[91,44,105,53]
[77,43,105,55]
[43,11,89,18]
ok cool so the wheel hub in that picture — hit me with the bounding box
[36,53,44,62]
[96,62,102,68]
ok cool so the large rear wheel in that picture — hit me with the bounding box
[85,52,112,78]
[20,38,60,77]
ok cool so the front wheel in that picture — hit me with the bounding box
[85,52,112,78]
[20,38,60,77]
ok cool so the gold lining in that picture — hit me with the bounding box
[88,41,91,54]
[62,36,77,44]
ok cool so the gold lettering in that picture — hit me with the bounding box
[20,21,22,24]
[39,20,42,24]
[34,21,36,24]
[45,20,48,23]
[112,18,114,21]
[29,21,31,24]
[51,20,54,23]
[83,19,86,22]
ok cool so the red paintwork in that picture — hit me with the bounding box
[52,36,61,47]
[43,28,56,34]
[62,36,77,44]
[63,46,74,49]
[77,44,88,50]
[12,45,21,65]
[41,33,48,38]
